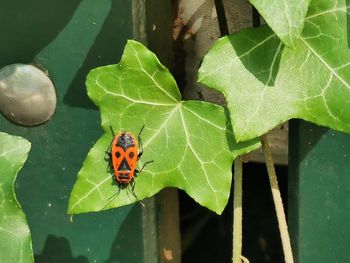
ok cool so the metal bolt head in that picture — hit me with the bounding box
[0,64,57,126]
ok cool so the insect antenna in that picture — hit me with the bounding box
[137,124,145,138]
[137,125,146,157]
[109,126,116,137]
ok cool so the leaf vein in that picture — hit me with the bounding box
[129,44,179,102]
[179,107,218,205]
[300,38,350,91]
[95,76,176,107]
[70,175,111,211]
[143,104,180,148]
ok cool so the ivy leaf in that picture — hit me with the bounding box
[0,132,32,263]
[249,0,310,47]
[199,0,350,142]
[68,40,260,215]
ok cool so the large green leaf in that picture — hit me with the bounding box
[0,132,32,263]
[68,40,260,215]
[199,0,350,142]
[249,0,311,47]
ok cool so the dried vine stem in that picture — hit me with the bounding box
[232,158,243,263]
[261,134,294,263]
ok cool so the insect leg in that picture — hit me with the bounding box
[138,160,154,174]
[106,126,116,155]
[100,187,121,211]
[130,179,136,192]
[105,126,116,171]
[105,152,113,173]
[128,183,145,207]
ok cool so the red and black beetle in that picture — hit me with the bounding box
[106,125,153,203]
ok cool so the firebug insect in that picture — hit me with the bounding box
[104,125,153,207]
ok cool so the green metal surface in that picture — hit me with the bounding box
[0,1,147,262]
[289,120,350,263]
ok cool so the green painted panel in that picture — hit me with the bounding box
[0,1,147,262]
[289,120,350,263]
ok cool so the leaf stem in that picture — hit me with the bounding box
[261,134,294,263]
[232,158,243,263]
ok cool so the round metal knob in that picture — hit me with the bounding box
[0,64,57,126]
